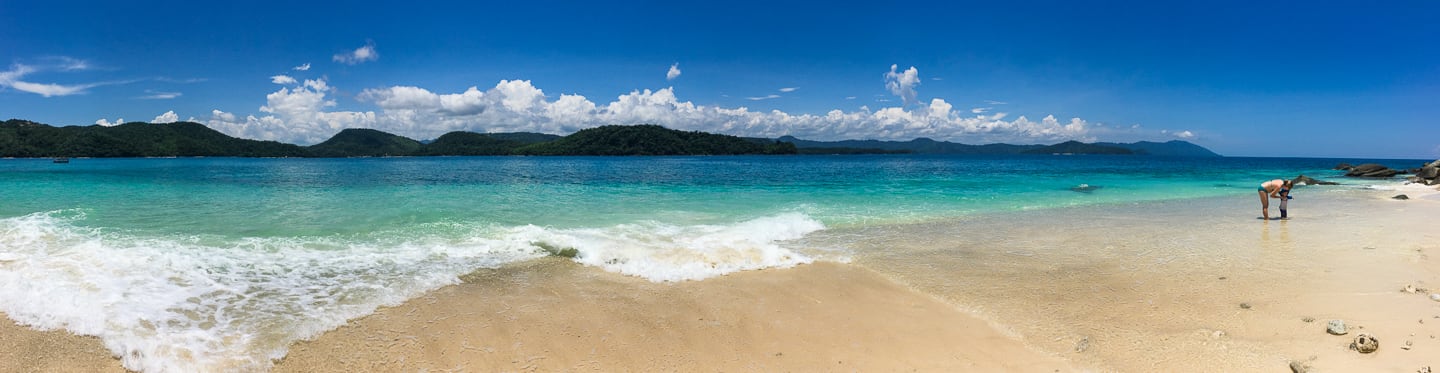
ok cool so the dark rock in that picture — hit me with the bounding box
[1240,302,1252,309]
[1292,175,1339,186]
[1289,360,1309,373]
[1418,166,1439,180]
[1394,195,1410,200]
[1335,163,1355,170]
[1351,333,1379,353]
[1346,163,1401,178]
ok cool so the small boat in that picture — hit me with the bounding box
[52,157,70,163]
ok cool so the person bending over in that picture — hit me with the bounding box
[1257,179,1292,220]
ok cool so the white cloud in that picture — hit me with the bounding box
[845,96,856,100]
[747,94,781,101]
[984,100,1007,105]
[152,111,180,123]
[194,68,1163,147]
[8,81,108,97]
[971,107,991,114]
[293,63,311,71]
[137,90,182,100]
[884,64,920,106]
[55,57,91,71]
[666,63,681,80]
[1174,130,1195,139]
[778,87,798,92]
[206,77,376,144]
[156,77,207,84]
[270,75,297,85]
[1,62,130,97]
[333,41,378,65]
[95,117,125,126]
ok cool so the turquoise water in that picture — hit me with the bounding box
[0,155,1422,372]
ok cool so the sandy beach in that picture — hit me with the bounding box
[3,185,1437,372]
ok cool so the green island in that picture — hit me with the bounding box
[1,119,1218,157]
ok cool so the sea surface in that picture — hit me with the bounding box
[0,155,1427,372]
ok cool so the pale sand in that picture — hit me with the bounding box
[273,259,1072,372]
[0,317,124,372]
[3,187,1436,372]
[849,188,1440,371]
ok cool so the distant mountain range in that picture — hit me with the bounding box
[2,119,1220,158]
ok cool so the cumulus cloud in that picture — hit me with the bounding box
[193,64,1151,147]
[152,110,180,123]
[271,75,297,85]
[205,77,376,144]
[95,117,125,126]
[666,63,681,80]
[1174,130,1195,139]
[884,64,920,106]
[333,41,378,65]
[293,63,311,71]
[778,87,797,93]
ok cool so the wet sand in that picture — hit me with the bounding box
[4,185,1436,372]
[274,260,1072,372]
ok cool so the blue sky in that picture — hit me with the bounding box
[2,1,1437,158]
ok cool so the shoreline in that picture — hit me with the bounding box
[2,182,1435,372]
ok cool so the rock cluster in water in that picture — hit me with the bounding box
[1335,160,1440,185]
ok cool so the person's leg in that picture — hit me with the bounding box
[1258,190,1270,220]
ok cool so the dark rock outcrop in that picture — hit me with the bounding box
[1291,175,1339,187]
[1410,160,1440,185]
[1345,163,1401,178]
[1334,163,1355,171]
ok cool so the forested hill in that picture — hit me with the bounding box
[3,119,1218,158]
[0,119,307,157]
[776,136,1220,156]
[513,125,796,155]
[0,120,793,157]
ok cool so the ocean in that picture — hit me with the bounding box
[0,155,1428,372]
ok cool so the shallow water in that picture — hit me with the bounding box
[0,155,1430,371]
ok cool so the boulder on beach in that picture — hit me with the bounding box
[1345,164,1401,178]
[1291,175,1339,187]
[1327,320,1347,335]
[1394,194,1410,200]
[1334,163,1355,171]
[1351,333,1379,353]
[1414,161,1440,185]
[1418,167,1438,180]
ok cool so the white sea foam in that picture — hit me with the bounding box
[507,212,825,282]
[0,210,825,372]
